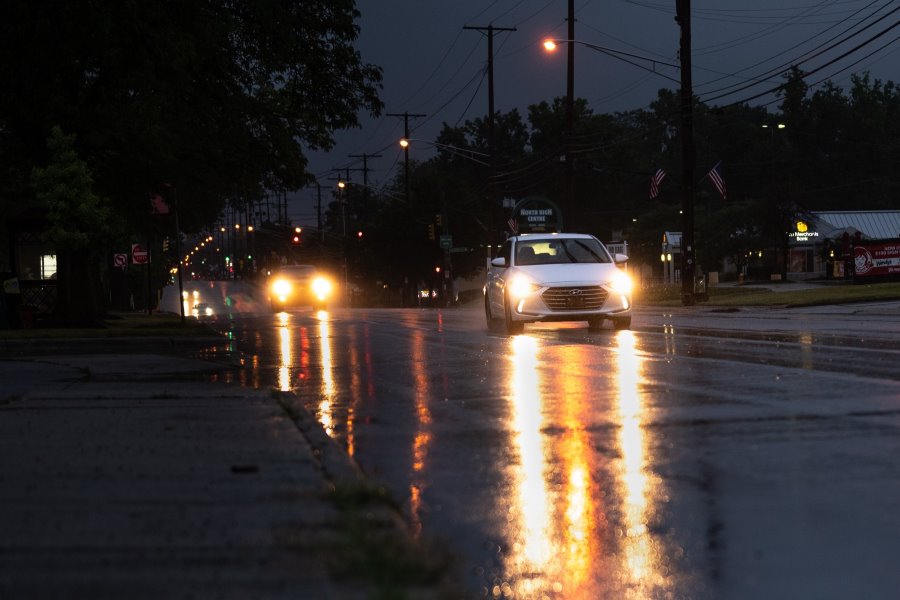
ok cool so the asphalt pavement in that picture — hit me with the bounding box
[4,280,899,598]
[0,336,452,599]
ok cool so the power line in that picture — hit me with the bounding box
[697,2,899,100]
[706,15,900,106]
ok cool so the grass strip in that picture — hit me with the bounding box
[0,311,219,339]
[325,482,458,599]
[639,281,900,308]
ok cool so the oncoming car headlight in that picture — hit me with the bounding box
[508,275,541,300]
[311,276,333,300]
[609,271,633,295]
[272,278,292,297]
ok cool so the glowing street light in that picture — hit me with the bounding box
[398,138,490,166]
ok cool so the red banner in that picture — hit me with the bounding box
[853,240,900,278]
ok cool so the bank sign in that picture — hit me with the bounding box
[854,240,900,277]
[510,196,563,234]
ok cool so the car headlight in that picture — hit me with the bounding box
[311,276,332,300]
[609,271,633,295]
[508,275,541,300]
[272,279,292,297]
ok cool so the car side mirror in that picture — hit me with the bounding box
[613,253,629,264]
[491,257,507,268]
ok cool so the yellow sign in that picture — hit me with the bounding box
[796,221,808,233]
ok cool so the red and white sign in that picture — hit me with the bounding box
[131,243,150,265]
[854,241,900,278]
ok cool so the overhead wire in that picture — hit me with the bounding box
[706,15,900,106]
[696,2,900,99]
[694,0,888,90]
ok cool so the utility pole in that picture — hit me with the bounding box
[464,23,516,248]
[316,183,323,242]
[676,0,696,306]
[347,153,381,221]
[387,112,426,203]
[565,0,575,230]
[328,168,352,238]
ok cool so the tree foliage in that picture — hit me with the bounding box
[0,0,383,232]
[31,127,122,252]
[1,0,383,318]
[30,127,123,324]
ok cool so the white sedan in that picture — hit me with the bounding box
[484,233,633,334]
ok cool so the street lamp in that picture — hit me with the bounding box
[337,180,347,237]
[542,38,680,81]
[398,138,490,166]
[542,36,681,239]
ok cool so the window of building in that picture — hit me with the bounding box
[40,255,57,279]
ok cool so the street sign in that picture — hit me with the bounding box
[113,253,128,269]
[440,234,452,250]
[131,243,149,265]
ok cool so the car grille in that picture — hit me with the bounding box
[541,285,608,311]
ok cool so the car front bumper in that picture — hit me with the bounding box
[507,287,632,322]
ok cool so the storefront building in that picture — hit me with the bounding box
[788,211,900,280]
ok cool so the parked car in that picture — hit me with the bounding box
[267,265,333,312]
[484,233,632,334]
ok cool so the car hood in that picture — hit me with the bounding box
[509,263,623,285]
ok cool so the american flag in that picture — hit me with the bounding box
[508,217,518,234]
[707,161,727,199]
[649,168,666,199]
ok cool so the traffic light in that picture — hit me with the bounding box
[435,214,443,227]
[292,226,302,246]
[427,223,436,240]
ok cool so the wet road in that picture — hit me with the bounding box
[171,283,900,598]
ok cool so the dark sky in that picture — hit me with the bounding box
[291,0,900,225]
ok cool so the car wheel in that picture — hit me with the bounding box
[503,297,525,335]
[611,316,632,330]
[587,317,604,332]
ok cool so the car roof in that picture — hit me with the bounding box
[511,233,596,241]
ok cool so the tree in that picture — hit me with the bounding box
[1,0,383,292]
[31,127,123,325]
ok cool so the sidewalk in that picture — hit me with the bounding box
[0,338,451,599]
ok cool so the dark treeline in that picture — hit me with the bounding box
[343,68,899,285]
[0,0,382,323]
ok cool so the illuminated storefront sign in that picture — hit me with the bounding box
[789,220,819,242]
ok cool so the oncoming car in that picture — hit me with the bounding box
[484,233,632,334]
[267,265,333,312]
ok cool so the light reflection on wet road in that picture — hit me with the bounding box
[210,302,900,599]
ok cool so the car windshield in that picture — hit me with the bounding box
[515,238,611,265]
[277,266,317,279]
